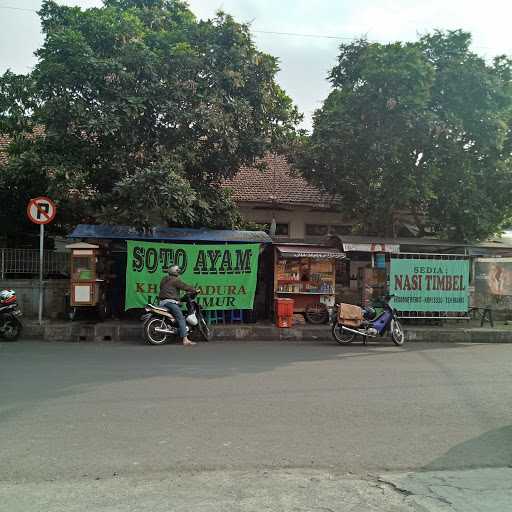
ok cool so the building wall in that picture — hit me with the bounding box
[238,204,350,241]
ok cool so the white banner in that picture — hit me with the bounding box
[342,243,400,253]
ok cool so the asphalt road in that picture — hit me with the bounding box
[1,340,512,510]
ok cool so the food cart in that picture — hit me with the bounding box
[65,242,113,320]
[273,244,345,323]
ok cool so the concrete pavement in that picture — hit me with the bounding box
[1,340,512,510]
[2,469,418,512]
[381,468,512,511]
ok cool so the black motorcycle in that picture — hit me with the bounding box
[0,290,23,341]
[141,292,210,345]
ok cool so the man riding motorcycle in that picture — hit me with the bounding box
[159,265,197,346]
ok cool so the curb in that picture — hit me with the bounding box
[405,328,512,343]
[17,322,512,344]
[21,323,333,343]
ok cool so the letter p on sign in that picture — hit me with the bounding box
[27,196,57,225]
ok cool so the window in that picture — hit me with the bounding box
[306,224,352,236]
[331,225,352,235]
[261,222,289,237]
[72,256,92,273]
[275,223,289,236]
[72,256,94,281]
[305,224,329,236]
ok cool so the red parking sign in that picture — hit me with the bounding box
[27,196,57,225]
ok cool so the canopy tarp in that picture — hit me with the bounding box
[69,224,272,244]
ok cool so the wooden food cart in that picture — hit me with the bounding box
[65,242,112,320]
[273,244,345,323]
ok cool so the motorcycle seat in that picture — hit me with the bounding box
[146,305,175,319]
[147,304,169,313]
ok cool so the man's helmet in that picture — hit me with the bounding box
[165,265,181,276]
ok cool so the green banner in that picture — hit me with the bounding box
[389,258,469,312]
[125,241,260,311]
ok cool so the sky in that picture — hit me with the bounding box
[1,0,512,129]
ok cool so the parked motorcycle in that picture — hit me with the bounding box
[141,292,211,345]
[0,289,23,341]
[331,295,405,346]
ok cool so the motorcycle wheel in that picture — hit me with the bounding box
[331,322,355,345]
[1,319,22,341]
[391,319,405,346]
[144,318,169,345]
[196,314,211,342]
[305,303,329,324]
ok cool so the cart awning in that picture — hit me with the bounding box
[276,244,345,259]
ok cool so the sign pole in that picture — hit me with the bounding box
[39,223,44,325]
[27,196,56,325]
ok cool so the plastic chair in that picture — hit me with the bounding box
[207,310,226,325]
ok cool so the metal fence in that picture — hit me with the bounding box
[0,248,70,279]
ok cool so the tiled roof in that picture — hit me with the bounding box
[0,127,45,166]
[224,153,336,207]
[1,140,335,209]
[0,134,10,166]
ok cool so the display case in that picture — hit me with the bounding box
[66,242,111,319]
[273,245,345,323]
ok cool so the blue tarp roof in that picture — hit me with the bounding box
[69,224,272,244]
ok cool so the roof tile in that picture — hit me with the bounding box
[0,128,45,166]
[2,140,335,210]
[224,153,335,207]
[0,134,10,166]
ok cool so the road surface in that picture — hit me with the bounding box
[1,340,511,510]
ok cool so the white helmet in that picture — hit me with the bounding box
[0,289,15,302]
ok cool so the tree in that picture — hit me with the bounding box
[0,0,299,236]
[418,32,512,240]
[292,31,512,241]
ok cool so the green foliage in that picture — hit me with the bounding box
[292,30,512,241]
[0,147,48,238]
[0,0,299,235]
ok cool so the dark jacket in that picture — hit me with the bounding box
[159,275,196,301]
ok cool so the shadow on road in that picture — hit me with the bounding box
[0,340,485,421]
[423,425,512,470]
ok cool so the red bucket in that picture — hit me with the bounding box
[275,298,294,317]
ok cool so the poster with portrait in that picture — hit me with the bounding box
[474,258,512,309]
